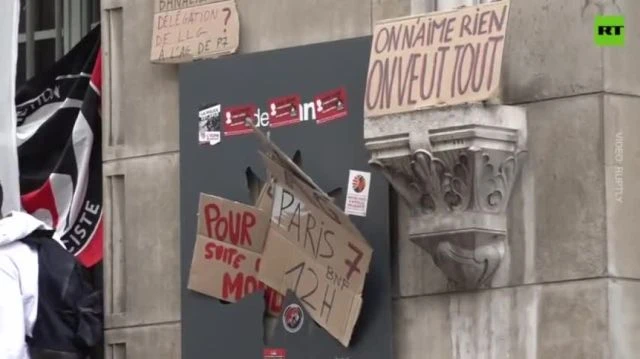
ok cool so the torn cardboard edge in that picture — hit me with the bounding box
[258,228,363,347]
[154,0,230,13]
[246,118,326,197]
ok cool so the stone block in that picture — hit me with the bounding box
[235,0,372,53]
[105,323,181,359]
[609,279,640,359]
[604,0,640,96]
[102,0,180,161]
[502,0,603,103]
[371,0,412,23]
[604,95,640,278]
[526,94,607,283]
[393,279,609,359]
[103,153,181,329]
[537,279,609,359]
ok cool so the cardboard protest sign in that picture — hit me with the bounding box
[364,0,511,117]
[259,228,363,347]
[188,234,283,315]
[269,183,370,294]
[197,193,270,253]
[151,0,239,63]
[256,149,372,346]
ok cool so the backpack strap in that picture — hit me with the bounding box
[20,229,56,248]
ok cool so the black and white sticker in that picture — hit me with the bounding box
[198,103,221,146]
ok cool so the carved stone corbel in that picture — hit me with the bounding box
[364,104,527,289]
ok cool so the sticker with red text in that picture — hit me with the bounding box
[263,348,286,359]
[314,87,348,124]
[268,94,302,128]
[223,104,257,136]
[345,170,371,217]
[282,303,304,334]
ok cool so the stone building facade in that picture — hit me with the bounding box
[100,0,639,357]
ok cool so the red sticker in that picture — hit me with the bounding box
[223,104,257,136]
[268,94,302,128]
[314,87,348,124]
[263,348,286,359]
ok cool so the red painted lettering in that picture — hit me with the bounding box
[203,202,256,246]
[222,272,244,301]
[202,241,246,269]
[204,203,221,238]
[233,253,245,269]
[242,212,256,245]
[204,242,215,259]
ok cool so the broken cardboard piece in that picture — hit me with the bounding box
[259,228,363,347]
[150,0,240,63]
[197,193,269,253]
[256,180,275,214]
[248,119,325,195]
[251,138,372,347]
[187,234,282,315]
[191,193,282,315]
[364,0,511,117]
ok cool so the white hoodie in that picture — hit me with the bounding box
[0,212,48,359]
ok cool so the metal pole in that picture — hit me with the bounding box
[25,0,36,79]
[55,0,63,59]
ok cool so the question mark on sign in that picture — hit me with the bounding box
[222,7,231,32]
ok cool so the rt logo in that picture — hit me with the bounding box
[594,15,625,46]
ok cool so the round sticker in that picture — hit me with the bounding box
[352,174,366,193]
[282,303,304,333]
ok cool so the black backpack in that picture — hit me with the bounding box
[21,229,103,357]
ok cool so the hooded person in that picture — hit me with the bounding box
[0,181,49,358]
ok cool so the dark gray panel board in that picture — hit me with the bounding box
[179,36,392,359]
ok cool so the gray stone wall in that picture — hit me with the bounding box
[100,0,639,357]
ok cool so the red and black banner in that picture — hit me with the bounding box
[15,26,102,267]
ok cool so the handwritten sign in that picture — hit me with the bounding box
[197,193,270,253]
[188,234,283,315]
[364,0,510,117]
[256,151,372,347]
[259,229,363,347]
[270,184,370,294]
[150,0,239,63]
